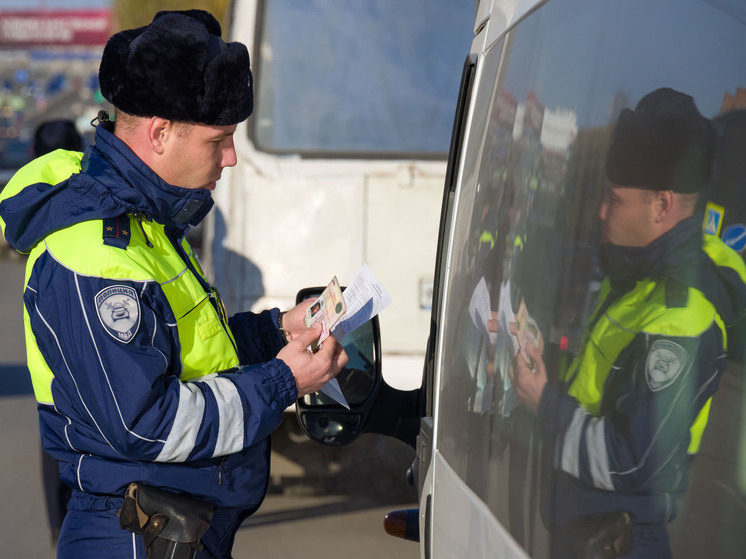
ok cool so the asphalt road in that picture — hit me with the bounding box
[0,255,419,558]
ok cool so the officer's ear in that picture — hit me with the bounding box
[147,117,172,155]
[653,190,675,223]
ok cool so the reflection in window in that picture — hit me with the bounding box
[253,0,474,156]
[435,0,746,557]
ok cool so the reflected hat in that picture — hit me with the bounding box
[99,10,253,125]
[605,87,714,193]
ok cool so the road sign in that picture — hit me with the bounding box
[723,223,746,252]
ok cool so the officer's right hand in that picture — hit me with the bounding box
[509,341,547,414]
[277,323,348,397]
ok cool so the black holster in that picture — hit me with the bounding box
[570,510,634,559]
[118,482,214,559]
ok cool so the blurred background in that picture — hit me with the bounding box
[0,0,426,557]
[0,0,234,185]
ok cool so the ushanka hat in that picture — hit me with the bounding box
[605,87,714,193]
[99,10,253,125]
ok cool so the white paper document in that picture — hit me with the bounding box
[319,378,349,409]
[330,263,391,340]
[469,276,497,345]
[318,264,391,408]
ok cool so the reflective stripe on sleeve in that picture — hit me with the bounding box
[155,382,205,462]
[560,407,614,490]
[585,416,614,490]
[203,376,244,458]
[561,407,587,479]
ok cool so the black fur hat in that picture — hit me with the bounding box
[99,10,253,125]
[605,87,714,193]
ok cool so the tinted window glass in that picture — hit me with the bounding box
[253,0,475,156]
[436,0,746,556]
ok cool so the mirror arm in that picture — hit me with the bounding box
[364,385,422,448]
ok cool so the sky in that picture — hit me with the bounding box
[0,0,111,9]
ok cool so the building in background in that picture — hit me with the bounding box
[0,9,112,182]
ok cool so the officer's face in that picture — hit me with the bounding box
[161,122,238,190]
[599,183,660,247]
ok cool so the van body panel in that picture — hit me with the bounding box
[423,0,746,556]
[430,451,531,559]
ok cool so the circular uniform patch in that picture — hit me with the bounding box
[95,285,141,344]
[645,340,688,392]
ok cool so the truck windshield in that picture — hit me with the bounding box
[252,0,475,157]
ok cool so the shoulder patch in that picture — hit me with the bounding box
[102,215,131,249]
[665,279,688,308]
[645,340,688,391]
[95,285,140,343]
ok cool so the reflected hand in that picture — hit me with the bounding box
[509,340,547,414]
[508,321,545,354]
[487,310,498,334]
[278,323,349,397]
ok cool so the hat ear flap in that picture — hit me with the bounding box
[99,27,142,111]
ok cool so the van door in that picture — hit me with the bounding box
[427,0,746,557]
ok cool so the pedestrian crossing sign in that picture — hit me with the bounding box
[703,202,724,237]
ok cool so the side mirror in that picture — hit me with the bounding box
[295,286,383,446]
[294,286,422,448]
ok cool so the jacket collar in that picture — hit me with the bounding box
[87,124,214,228]
[0,124,215,253]
[599,215,702,292]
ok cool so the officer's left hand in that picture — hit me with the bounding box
[509,340,548,414]
[278,324,349,397]
[280,299,316,342]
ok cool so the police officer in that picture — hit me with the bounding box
[0,10,347,559]
[509,88,746,558]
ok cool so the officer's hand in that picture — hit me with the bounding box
[509,342,548,414]
[280,299,315,342]
[277,323,349,397]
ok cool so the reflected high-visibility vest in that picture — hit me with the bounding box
[561,235,744,454]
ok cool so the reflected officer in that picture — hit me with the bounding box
[510,88,746,558]
[0,10,346,559]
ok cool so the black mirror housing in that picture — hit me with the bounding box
[294,286,421,448]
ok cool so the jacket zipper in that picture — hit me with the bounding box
[132,213,154,247]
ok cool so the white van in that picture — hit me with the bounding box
[295,0,746,557]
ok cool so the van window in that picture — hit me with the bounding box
[436,0,746,555]
[252,0,475,156]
